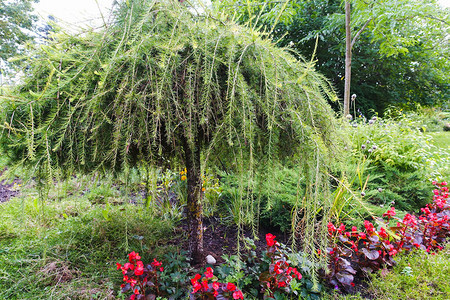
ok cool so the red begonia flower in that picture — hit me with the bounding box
[233,290,244,299]
[226,282,236,291]
[204,267,214,278]
[265,233,277,246]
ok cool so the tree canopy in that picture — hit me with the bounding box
[0,0,39,67]
[0,0,341,263]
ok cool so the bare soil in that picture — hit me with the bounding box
[0,176,20,203]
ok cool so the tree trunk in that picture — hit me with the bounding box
[184,141,204,264]
[344,0,352,116]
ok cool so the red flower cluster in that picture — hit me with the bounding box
[260,234,302,297]
[190,267,244,299]
[326,181,450,289]
[117,252,164,299]
[382,207,396,218]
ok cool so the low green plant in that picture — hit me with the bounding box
[86,182,117,204]
[159,251,191,298]
[214,236,322,299]
[385,106,450,133]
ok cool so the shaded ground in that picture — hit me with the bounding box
[0,175,20,203]
[175,215,290,267]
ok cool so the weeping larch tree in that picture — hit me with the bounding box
[0,0,341,265]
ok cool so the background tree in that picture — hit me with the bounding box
[336,0,449,115]
[0,0,39,70]
[216,0,450,114]
[0,0,341,263]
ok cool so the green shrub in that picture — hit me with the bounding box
[341,114,435,212]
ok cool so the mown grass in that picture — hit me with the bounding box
[430,132,450,150]
[0,178,179,299]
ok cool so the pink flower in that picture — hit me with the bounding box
[292,268,302,279]
[134,261,144,276]
[151,258,162,267]
[192,281,202,293]
[364,220,375,233]
[421,207,431,214]
[190,274,201,285]
[378,227,388,239]
[389,249,398,256]
[403,214,417,227]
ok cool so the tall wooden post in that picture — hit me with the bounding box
[344,0,352,116]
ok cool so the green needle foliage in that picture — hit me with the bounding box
[1,0,340,266]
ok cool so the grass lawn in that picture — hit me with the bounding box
[430,131,450,149]
[0,178,179,299]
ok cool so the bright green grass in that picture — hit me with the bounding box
[368,245,450,299]
[0,179,179,299]
[427,132,450,181]
[430,132,450,149]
